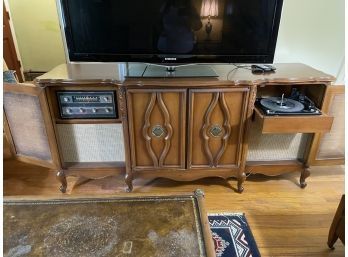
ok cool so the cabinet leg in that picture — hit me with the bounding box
[56,170,67,193]
[125,173,133,193]
[237,172,246,193]
[300,166,310,188]
[327,235,339,249]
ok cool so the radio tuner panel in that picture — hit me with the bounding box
[57,91,118,119]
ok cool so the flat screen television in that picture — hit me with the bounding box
[58,0,283,64]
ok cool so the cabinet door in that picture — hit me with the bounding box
[3,83,60,169]
[127,89,186,169]
[307,85,345,165]
[188,88,249,168]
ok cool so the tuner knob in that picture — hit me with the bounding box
[103,97,109,101]
[66,108,72,114]
[92,108,97,113]
[63,97,69,102]
[105,108,110,113]
[79,108,85,113]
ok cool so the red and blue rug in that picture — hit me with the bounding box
[208,213,260,257]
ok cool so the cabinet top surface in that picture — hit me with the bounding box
[36,63,335,86]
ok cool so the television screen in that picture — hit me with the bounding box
[59,0,283,63]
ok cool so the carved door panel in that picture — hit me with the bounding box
[188,88,249,168]
[127,89,186,170]
[3,83,61,169]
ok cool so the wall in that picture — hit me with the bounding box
[7,0,66,72]
[274,0,345,84]
[7,0,345,84]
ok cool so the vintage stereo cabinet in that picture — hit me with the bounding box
[4,63,342,193]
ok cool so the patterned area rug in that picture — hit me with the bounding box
[4,197,210,257]
[209,213,260,257]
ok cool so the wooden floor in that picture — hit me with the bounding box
[4,158,345,257]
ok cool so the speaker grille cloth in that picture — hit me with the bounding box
[57,124,125,162]
[317,94,344,159]
[4,92,52,161]
[247,122,310,161]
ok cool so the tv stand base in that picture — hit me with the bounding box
[127,63,218,78]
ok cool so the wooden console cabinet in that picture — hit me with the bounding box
[4,63,341,193]
[125,84,254,192]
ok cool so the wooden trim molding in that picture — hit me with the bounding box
[237,85,257,192]
[157,93,173,166]
[215,92,232,166]
[201,92,219,167]
[201,92,232,167]
[246,160,304,176]
[3,112,18,157]
[118,86,133,192]
[194,189,216,257]
[142,93,159,167]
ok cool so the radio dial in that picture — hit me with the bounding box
[58,92,116,119]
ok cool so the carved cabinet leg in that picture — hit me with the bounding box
[237,172,246,193]
[300,166,310,188]
[125,173,133,193]
[56,170,67,193]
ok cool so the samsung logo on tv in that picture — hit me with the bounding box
[165,58,177,61]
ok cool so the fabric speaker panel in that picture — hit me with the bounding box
[247,122,310,161]
[317,94,344,159]
[57,124,125,162]
[4,92,52,161]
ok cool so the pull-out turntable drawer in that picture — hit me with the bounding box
[254,108,334,133]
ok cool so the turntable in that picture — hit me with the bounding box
[256,90,321,116]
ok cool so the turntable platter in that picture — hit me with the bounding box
[260,97,304,112]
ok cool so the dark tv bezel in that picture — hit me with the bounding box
[60,0,283,64]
